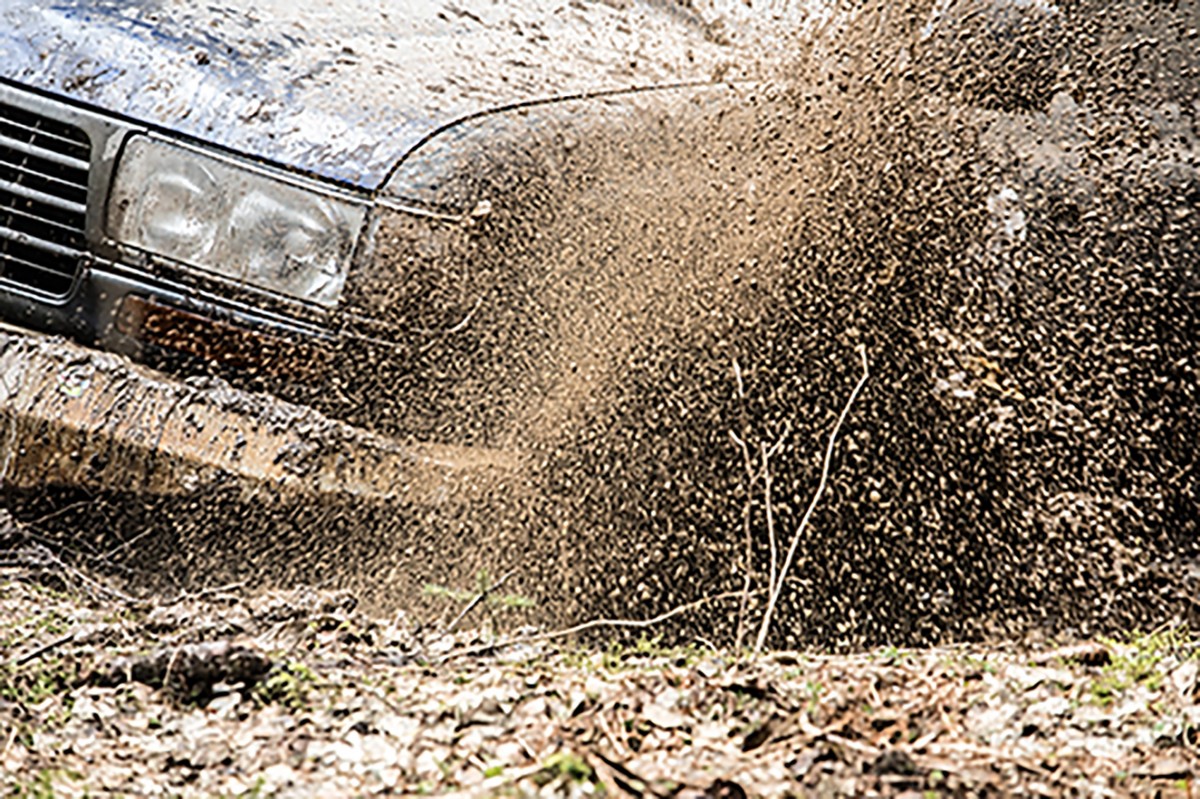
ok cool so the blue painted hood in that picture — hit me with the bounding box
[0,0,739,190]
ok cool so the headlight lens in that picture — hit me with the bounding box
[108,136,366,308]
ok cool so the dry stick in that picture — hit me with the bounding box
[163,581,248,605]
[729,356,790,652]
[759,424,790,640]
[20,499,95,534]
[6,503,137,578]
[729,428,756,652]
[443,569,516,636]
[4,540,138,604]
[438,590,755,663]
[754,346,870,656]
[13,631,76,667]
[762,442,778,627]
[730,358,756,652]
[734,485,755,652]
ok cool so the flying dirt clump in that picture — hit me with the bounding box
[305,0,1197,649]
[9,0,1194,651]
[486,0,1199,648]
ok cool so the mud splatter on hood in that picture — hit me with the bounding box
[0,0,794,189]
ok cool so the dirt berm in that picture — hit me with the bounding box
[3,0,1197,650]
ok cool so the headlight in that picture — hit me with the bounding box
[107,136,366,308]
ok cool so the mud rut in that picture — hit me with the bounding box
[6,0,1198,650]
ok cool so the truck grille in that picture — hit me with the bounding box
[0,102,91,297]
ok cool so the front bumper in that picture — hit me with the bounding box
[0,260,333,369]
[0,324,519,505]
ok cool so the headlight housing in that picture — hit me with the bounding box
[107,136,366,308]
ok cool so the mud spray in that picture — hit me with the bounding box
[6,0,1196,649]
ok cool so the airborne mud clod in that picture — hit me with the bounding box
[2,0,1197,651]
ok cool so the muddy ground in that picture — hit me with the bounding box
[3,574,1200,797]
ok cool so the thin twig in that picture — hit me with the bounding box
[730,359,756,651]
[415,296,484,341]
[13,631,75,667]
[6,526,113,571]
[728,430,756,487]
[729,362,789,653]
[159,581,249,607]
[754,346,869,655]
[3,504,137,577]
[762,442,778,618]
[20,499,95,534]
[730,427,756,652]
[734,490,754,653]
[2,541,138,604]
[761,423,790,607]
[100,524,160,564]
[438,590,755,663]
[590,748,656,796]
[443,569,516,636]
[163,646,183,691]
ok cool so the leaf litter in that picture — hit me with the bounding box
[4,578,1199,797]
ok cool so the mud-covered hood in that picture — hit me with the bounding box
[0,0,744,190]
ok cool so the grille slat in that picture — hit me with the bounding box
[0,222,85,261]
[0,130,90,173]
[0,102,91,297]
[0,250,83,282]
[2,201,87,244]
[0,105,90,161]
[0,158,89,206]
[0,175,87,217]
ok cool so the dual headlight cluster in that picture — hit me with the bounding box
[107,136,367,308]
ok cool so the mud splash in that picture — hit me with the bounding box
[5,0,1197,648]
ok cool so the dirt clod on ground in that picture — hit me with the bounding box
[4,578,1200,797]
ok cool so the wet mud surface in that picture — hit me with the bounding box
[3,0,1198,650]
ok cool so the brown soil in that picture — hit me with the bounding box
[3,2,1198,796]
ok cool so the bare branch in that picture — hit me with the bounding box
[443,569,517,635]
[734,496,754,652]
[762,441,778,616]
[439,590,755,663]
[13,631,75,667]
[754,346,869,655]
[730,362,756,651]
